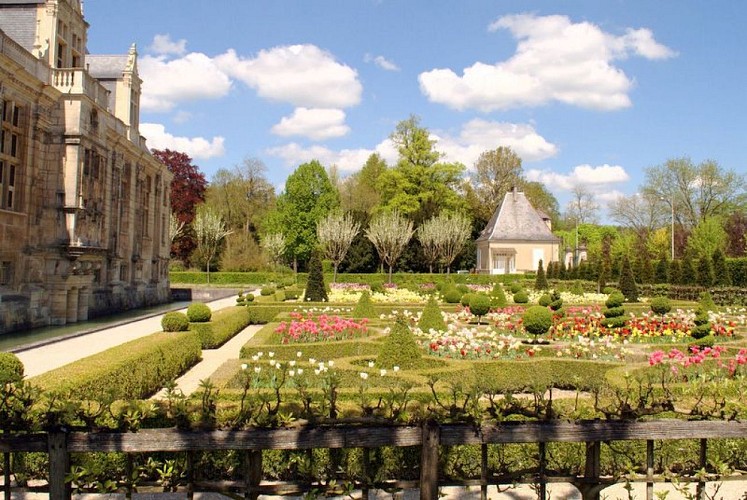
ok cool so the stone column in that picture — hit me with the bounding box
[66,287,78,323]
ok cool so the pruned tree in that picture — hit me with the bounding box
[434,212,472,274]
[417,218,441,274]
[193,207,232,284]
[317,212,361,282]
[262,232,286,268]
[169,213,186,244]
[365,210,414,283]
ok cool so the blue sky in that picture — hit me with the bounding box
[83,1,747,217]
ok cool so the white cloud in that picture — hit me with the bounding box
[141,123,225,160]
[596,189,626,204]
[149,34,187,56]
[364,53,400,71]
[172,111,192,124]
[525,163,630,191]
[433,119,558,167]
[139,53,233,112]
[271,108,350,140]
[215,45,362,108]
[266,139,397,173]
[420,13,675,112]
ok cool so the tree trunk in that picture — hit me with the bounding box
[333,263,338,283]
[429,263,433,274]
[388,264,393,284]
[206,259,211,285]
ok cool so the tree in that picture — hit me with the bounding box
[193,207,232,284]
[265,160,340,271]
[535,259,549,290]
[711,248,731,286]
[416,217,441,274]
[261,233,286,268]
[566,185,599,225]
[169,213,185,244]
[686,217,728,259]
[655,254,669,284]
[643,157,747,229]
[608,192,668,249]
[724,211,747,257]
[696,254,714,288]
[317,212,361,282]
[365,210,414,283]
[681,254,697,285]
[304,249,328,302]
[434,212,472,274]
[152,149,207,263]
[470,146,523,222]
[619,255,638,302]
[339,153,387,216]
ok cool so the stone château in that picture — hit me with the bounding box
[0,0,172,333]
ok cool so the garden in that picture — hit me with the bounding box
[3,270,747,498]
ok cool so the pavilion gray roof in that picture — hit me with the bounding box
[86,55,128,79]
[476,190,560,243]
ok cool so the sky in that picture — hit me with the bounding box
[82,1,747,218]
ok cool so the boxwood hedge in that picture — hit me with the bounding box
[30,331,202,400]
[189,306,252,349]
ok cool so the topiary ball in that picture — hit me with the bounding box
[538,294,552,307]
[260,285,277,296]
[522,306,553,337]
[469,293,492,320]
[513,291,529,304]
[460,292,474,308]
[602,286,618,295]
[186,302,212,322]
[605,292,625,309]
[0,352,24,384]
[244,293,255,303]
[443,288,462,304]
[510,282,522,294]
[649,296,672,316]
[162,311,190,332]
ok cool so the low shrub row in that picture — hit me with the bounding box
[239,333,381,360]
[189,306,252,349]
[246,305,297,324]
[29,331,202,400]
[637,284,747,305]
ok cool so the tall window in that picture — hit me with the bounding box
[0,100,23,211]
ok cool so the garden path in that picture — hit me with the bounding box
[16,296,239,379]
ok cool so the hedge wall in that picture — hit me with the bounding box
[30,331,202,400]
[189,306,252,349]
[636,284,747,305]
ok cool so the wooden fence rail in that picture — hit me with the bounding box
[2,419,747,500]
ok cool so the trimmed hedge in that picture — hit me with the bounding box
[189,306,252,349]
[473,359,618,393]
[186,302,212,322]
[246,305,296,324]
[30,331,202,400]
[162,312,189,332]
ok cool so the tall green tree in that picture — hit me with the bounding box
[686,217,728,259]
[265,160,340,271]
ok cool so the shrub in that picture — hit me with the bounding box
[260,285,277,296]
[649,296,672,316]
[162,311,189,332]
[513,291,529,304]
[548,290,563,311]
[455,283,470,294]
[443,288,462,304]
[689,334,716,348]
[460,292,474,308]
[304,250,328,302]
[605,292,625,309]
[469,294,492,324]
[699,291,717,312]
[244,293,255,303]
[571,281,585,296]
[377,318,422,370]
[370,281,385,294]
[283,287,301,300]
[538,294,552,307]
[186,302,212,322]
[602,286,618,295]
[603,307,626,319]
[352,291,377,319]
[522,306,553,338]
[189,307,251,349]
[418,295,447,332]
[490,283,507,307]
[274,290,286,302]
[246,305,292,324]
[30,332,201,400]
[535,259,549,290]
[602,316,627,329]
[712,249,731,286]
[0,352,24,384]
[236,291,246,305]
[619,255,638,302]
[509,282,522,294]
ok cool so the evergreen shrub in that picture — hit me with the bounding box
[490,284,507,307]
[618,256,638,302]
[0,352,24,384]
[460,293,474,308]
[352,291,377,319]
[513,291,529,304]
[304,250,328,302]
[649,296,672,316]
[699,291,717,312]
[190,307,252,349]
[162,312,190,332]
[538,294,552,307]
[418,295,447,332]
[535,259,549,290]
[605,292,625,309]
[186,302,212,322]
[697,256,714,288]
[260,285,276,296]
[522,306,553,338]
[509,282,522,294]
[469,294,492,324]
[443,288,462,304]
[377,318,423,370]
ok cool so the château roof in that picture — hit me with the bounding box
[86,55,128,79]
[476,190,560,243]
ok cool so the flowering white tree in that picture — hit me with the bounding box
[168,213,186,244]
[435,212,472,274]
[365,210,414,283]
[193,207,232,284]
[262,232,287,268]
[317,212,360,282]
[417,218,441,274]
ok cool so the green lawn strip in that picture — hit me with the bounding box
[189,306,251,349]
[30,331,202,400]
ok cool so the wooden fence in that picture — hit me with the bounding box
[2,419,747,500]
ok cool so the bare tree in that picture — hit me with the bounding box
[471,146,523,222]
[608,192,668,248]
[365,210,414,283]
[435,212,472,274]
[566,185,599,225]
[193,207,232,284]
[317,212,361,282]
[262,232,286,268]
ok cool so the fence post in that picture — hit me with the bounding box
[362,448,371,500]
[696,438,707,500]
[420,420,440,500]
[4,452,10,500]
[244,450,262,500]
[646,440,654,500]
[538,442,547,500]
[581,440,601,500]
[47,432,70,500]
[480,443,488,500]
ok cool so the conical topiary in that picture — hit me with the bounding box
[304,249,328,302]
[712,248,731,287]
[418,295,447,332]
[696,254,714,288]
[618,255,638,302]
[490,283,507,308]
[681,254,696,285]
[352,290,376,319]
[377,317,422,370]
[535,259,549,290]
[698,291,717,312]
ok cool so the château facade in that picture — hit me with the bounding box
[0,0,172,333]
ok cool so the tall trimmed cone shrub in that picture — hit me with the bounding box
[618,255,638,302]
[304,250,328,302]
[377,317,422,370]
[418,295,447,332]
[697,254,714,288]
[535,259,549,290]
[352,291,376,319]
[712,248,731,286]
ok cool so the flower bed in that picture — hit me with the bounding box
[274,311,369,343]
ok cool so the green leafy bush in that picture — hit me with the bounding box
[509,282,522,294]
[162,311,189,332]
[548,290,563,311]
[30,332,202,399]
[456,284,470,294]
[460,292,474,308]
[283,287,301,300]
[469,294,492,324]
[601,316,627,329]
[689,334,715,348]
[603,307,626,319]
[602,286,618,295]
[418,295,446,332]
[186,302,212,322]
[512,291,529,304]
[304,250,328,302]
[352,291,377,319]
[189,307,252,349]
[377,318,422,370]
[244,293,255,303]
[571,281,584,296]
[699,291,717,312]
[605,292,625,309]
[260,285,277,296]
[649,296,672,316]
[522,306,553,338]
[274,290,286,302]
[443,288,462,304]
[0,352,24,384]
[538,294,552,307]
[490,283,507,308]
